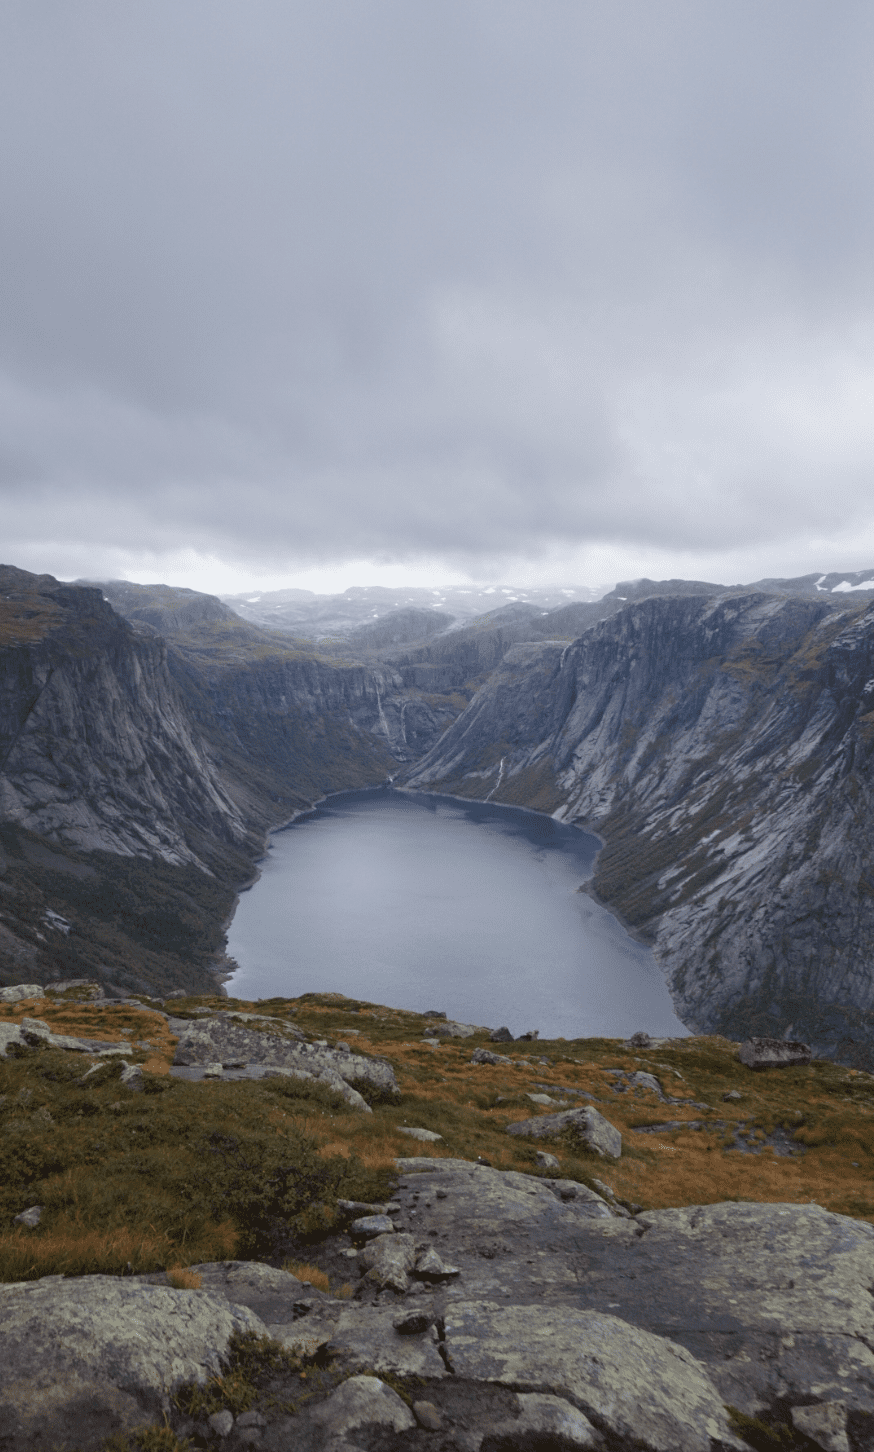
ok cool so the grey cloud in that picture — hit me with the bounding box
[2,1,873,582]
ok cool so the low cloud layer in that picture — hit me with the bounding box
[3,2,874,591]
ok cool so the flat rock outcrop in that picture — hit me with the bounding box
[5,1159,874,1449]
[170,1013,400,1107]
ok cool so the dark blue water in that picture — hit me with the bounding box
[226,788,688,1040]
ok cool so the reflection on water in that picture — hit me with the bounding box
[226,787,689,1040]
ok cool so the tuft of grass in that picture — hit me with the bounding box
[103,1427,190,1452]
[167,1266,202,1290]
[282,1261,330,1292]
[174,1329,310,1419]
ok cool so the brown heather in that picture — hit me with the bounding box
[0,993,872,1283]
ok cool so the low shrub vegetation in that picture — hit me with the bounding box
[1,994,872,1283]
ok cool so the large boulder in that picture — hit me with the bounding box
[738,1037,813,1069]
[506,1105,622,1158]
[0,984,44,1003]
[0,1276,266,1450]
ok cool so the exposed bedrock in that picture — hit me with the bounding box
[404,592,874,1059]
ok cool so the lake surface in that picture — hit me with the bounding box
[226,788,689,1040]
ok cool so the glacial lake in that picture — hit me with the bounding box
[225,788,689,1041]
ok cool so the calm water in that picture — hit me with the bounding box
[226,788,689,1040]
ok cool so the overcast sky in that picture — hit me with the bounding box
[2,1,874,596]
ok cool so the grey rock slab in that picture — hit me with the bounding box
[506,1105,622,1158]
[181,1261,312,1328]
[169,1059,371,1111]
[310,1375,416,1437]
[0,1274,267,1450]
[323,1303,447,1379]
[424,1019,484,1038]
[444,1300,744,1452]
[0,984,43,1002]
[396,1125,443,1141]
[172,1015,399,1101]
[388,1160,874,1419]
[349,1214,395,1238]
[790,1401,851,1452]
[489,1392,598,1448]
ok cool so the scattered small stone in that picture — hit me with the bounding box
[536,1150,560,1169]
[414,1247,460,1280]
[235,1411,267,1430]
[506,1105,622,1160]
[628,1031,652,1048]
[207,1408,234,1439]
[723,1089,743,1101]
[13,1206,43,1228]
[350,1214,395,1239]
[119,1062,144,1092]
[397,1126,443,1142]
[472,1047,512,1066]
[337,1199,389,1218]
[311,1376,415,1436]
[413,1399,443,1430]
[489,1026,513,1042]
[516,1029,539,1041]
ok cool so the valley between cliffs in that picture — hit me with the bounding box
[3,562,874,1063]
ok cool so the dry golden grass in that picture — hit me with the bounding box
[282,1260,330,1291]
[0,1000,177,1072]
[166,1266,203,1290]
[3,993,872,1286]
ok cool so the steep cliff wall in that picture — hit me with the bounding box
[404,592,874,1061]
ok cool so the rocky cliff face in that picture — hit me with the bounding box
[404,592,874,1061]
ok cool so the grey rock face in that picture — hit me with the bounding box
[506,1105,622,1159]
[388,1159,874,1420]
[446,1300,742,1452]
[738,1036,813,1069]
[0,1275,266,1450]
[403,591,874,1058]
[171,1014,399,1106]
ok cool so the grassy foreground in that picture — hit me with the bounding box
[1,990,873,1282]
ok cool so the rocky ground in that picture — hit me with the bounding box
[1,988,874,1450]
